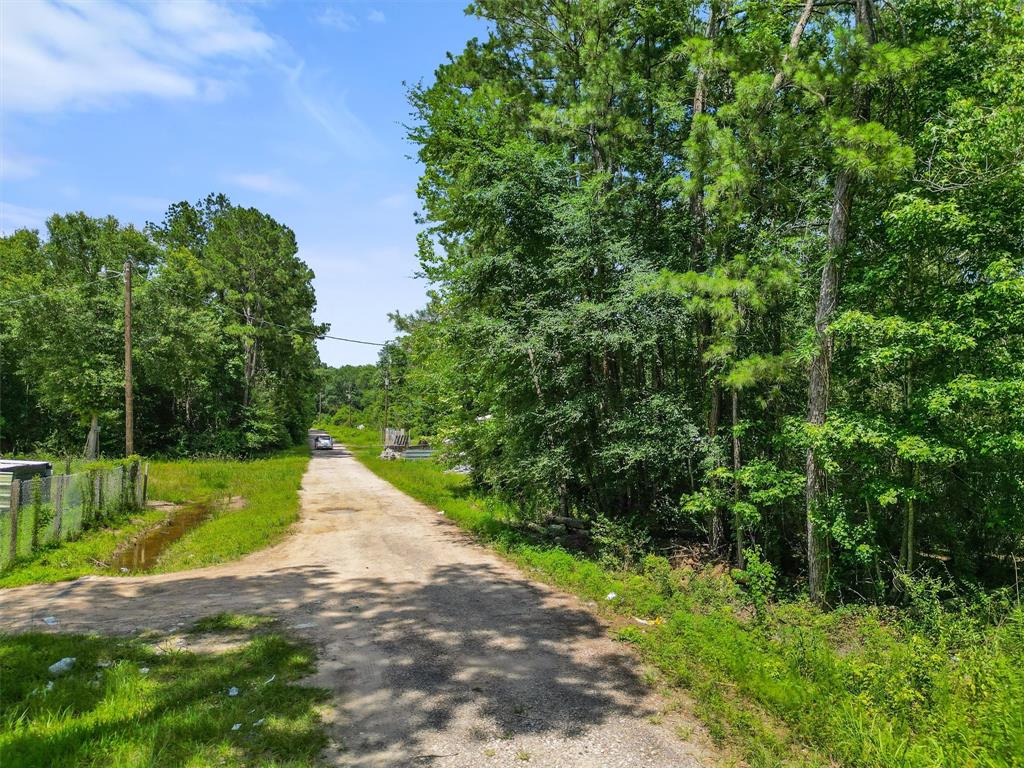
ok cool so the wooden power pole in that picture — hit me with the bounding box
[124,259,134,456]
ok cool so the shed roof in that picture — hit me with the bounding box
[0,460,53,473]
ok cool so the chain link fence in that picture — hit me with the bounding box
[0,461,148,570]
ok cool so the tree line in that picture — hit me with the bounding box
[381,0,1023,601]
[0,194,322,457]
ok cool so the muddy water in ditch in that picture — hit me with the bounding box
[110,503,212,572]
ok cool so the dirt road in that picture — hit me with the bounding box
[0,436,711,767]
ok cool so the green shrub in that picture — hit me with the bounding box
[733,545,776,618]
[591,514,651,570]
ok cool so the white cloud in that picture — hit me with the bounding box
[278,62,381,159]
[0,148,48,181]
[367,9,386,23]
[223,172,303,196]
[0,0,273,113]
[0,202,49,233]
[316,6,356,31]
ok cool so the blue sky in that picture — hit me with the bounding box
[0,0,488,365]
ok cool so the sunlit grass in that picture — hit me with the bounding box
[0,507,170,589]
[148,447,308,571]
[0,447,309,586]
[0,617,328,768]
[326,424,1024,768]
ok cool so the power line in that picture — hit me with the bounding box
[0,270,124,308]
[149,275,389,347]
[319,333,387,347]
[1,266,391,347]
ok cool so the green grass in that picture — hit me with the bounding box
[325,427,513,539]
[0,447,309,587]
[190,613,278,634]
[0,615,329,767]
[146,447,308,571]
[326,425,1024,768]
[0,506,170,589]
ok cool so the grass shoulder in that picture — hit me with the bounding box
[0,613,329,767]
[0,506,169,589]
[147,446,308,571]
[324,425,1024,768]
[0,446,309,587]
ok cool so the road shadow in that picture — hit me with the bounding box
[2,559,654,764]
[321,561,652,760]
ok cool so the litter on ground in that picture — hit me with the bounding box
[48,657,75,676]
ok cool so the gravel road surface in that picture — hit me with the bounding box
[0,434,714,768]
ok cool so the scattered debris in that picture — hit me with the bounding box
[633,616,649,625]
[140,667,150,674]
[231,723,242,731]
[228,686,239,696]
[120,567,129,573]
[48,657,76,676]
[264,674,276,685]
[42,616,58,626]
[605,592,617,601]
[292,622,316,629]
[253,718,265,727]
[438,510,445,516]
[444,464,472,474]
[97,660,112,668]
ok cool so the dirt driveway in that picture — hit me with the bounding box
[0,435,711,768]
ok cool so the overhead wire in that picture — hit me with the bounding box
[1,266,390,347]
[141,270,390,347]
[0,269,125,308]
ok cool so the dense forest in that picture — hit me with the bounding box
[317,364,378,426]
[376,0,1024,602]
[0,195,322,456]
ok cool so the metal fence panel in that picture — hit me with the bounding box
[1,461,146,571]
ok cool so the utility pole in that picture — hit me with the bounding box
[124,258,134,456]
[382,374,390,446]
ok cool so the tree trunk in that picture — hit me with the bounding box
[732,388,744,568]
[805,171,850,603]
[708,381,724,551]
[805,0,875,605]
[243,337,259,407]
[772,0,816,91]
[689,4,725,552]
[84,413,99,459]
[688,3,718,268]
[901,464,919,574]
